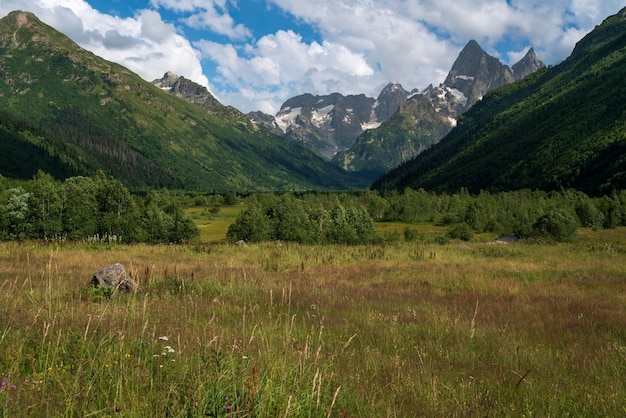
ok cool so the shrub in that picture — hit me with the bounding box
[447,222,474,241]
[403,227,421,242]
[531,209,579,241]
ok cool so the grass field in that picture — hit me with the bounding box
[185,205,245,243]
[1,226,625,416]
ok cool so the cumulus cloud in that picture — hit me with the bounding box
[195,29,379,113]
[1,0,624,114]
[151,0,251,40]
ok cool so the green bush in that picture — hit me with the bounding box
[447,222,474,241]
[531,209,579,241]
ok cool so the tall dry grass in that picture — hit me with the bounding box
[0,230,625,416]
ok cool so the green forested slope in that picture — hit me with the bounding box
[373,7,626,195]
[334,95,453,175]
[0,11,366,192]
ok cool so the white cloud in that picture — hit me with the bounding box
[182,8,251,40]
[195,29,379,113]
[151,0,251,40]
[1,0,624,114]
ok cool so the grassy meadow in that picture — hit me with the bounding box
[1,219,625,416]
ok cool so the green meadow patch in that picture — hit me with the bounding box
[186,204,245,243]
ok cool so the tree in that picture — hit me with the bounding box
[61,176,98,240]
[138,189,199,243]
[93,170,137,241]
[575,199,604,228]
[227,203,271,243]
[266,194,314,243]
[28,171,63,239]
[3,187,31,239]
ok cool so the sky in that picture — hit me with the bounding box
[0,1,623,114]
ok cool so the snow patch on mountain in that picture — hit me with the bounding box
[447,88,468,106]
[275,107,302,132]
[361,121,382,131]
[311,105,334,128]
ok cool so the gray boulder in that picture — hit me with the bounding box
[90,263,137,294]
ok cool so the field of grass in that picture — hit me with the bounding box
[186,205,245,243]
[1,228,625,416]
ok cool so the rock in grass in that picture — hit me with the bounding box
[90,263,137,294]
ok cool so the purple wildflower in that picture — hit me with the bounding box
[0,377,7,389]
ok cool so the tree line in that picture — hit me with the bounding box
[0,170,198,243]
[3,170,625,244]
[227,188,626,244]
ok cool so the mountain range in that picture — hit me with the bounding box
[0,10,368,192]
[249,40,544,175]
[372,6,626,196]
[1,6,625,196]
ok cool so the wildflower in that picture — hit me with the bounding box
[311,314,317,319]
[1,377,7,389]
[115,404,121,412]
[159,336,169,341]
[226,405,233,413]
[163,346,175,354]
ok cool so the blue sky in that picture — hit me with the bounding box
[1,1,623,113]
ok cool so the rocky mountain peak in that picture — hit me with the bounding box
[271,92,376,158]
[1,10,68,49]
[512,48,545,80]
[152,72,225,114]
[4,10,37,25]
[374,82,409,122]
[153,71,180,88]
[443,40,515,112]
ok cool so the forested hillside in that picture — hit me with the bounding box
[373,7,626,195]
[0,11,366,192]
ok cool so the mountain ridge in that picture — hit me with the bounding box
[249,40,544,174]
[0,10,368,192]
